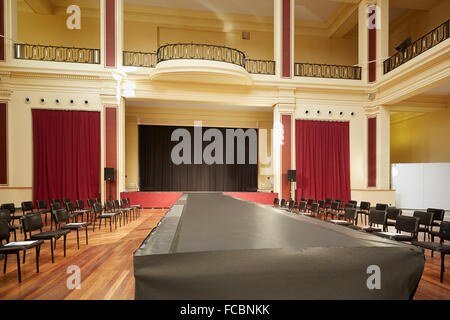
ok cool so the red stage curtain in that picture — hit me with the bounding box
[32,110,100,205]
[295,120,350,204]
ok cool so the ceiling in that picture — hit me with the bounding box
[423,82,450,96]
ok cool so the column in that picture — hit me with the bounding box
[274,0,295,79]
[273,102,295,200]
[1,0,17,63]
[364,106,390,189]
[101,0,123,68]
[376,0,389,80]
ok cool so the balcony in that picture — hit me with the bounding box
[294,62,361,80]
[14,43,101,64]
[384,20,449,74]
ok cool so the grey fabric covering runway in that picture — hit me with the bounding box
[134,193,425,300]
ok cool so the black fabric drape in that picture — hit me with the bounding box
[138,125,258,191]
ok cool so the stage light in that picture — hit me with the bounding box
[305,110,309,114]
[317,110,320,114]
[340,111,343,115]
[25,97,31,103]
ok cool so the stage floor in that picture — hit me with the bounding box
[134,193,425,299]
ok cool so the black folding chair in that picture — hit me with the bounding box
[54,208,90,249]
[0,220,43,283]
[363,209,387,233]
[375,216,420,242]
[328,208,357,226]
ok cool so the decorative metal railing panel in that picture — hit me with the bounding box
[123,51,157,68]
[245,59,275,75]
[384,20,449,74]
[157,43,246,68]
[14,43,101,64]
[294,62,361,80]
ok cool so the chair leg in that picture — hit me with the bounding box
[440,252,445,283]
[64,235,67,257]
[76,229,80,249]
[16,252,21,283]
[3,254,7,273]
[36,245,40,273]
[23,250,26,264]
[50,239,54,263]
[85,227,88,245]
[109,218,112,232]
[13,230,17,242]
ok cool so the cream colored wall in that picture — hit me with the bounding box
[294,34,358,65]
[391,107,450,163]
[389,1,450,56]
[18,11,100,48]
[125,106,273,191]
[0,88,102,206]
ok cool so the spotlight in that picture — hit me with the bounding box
[40,98,46,104]
[25,97,31,103]
[317,110,320,114]
[340,112,343,115]
[55,99,60,104]
[329,111,332,115]
[395,38,411,53]
[84,100,89,105]
[305,110,309,114]
[70,99,75,104]
[351,112,354,116]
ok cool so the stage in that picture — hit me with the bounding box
[121,191,278,208]
[133,193,425,300]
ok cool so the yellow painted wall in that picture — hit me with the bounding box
[125,106,273,191]
[18,11,100,48]
[294,34,358,65]
[391,108,450,163]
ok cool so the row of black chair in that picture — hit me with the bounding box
[0,197,142,283]
[272,197,448,282]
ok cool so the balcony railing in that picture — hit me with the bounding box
[245,59,275,75]
[14,43,101,64]
[294,62,361,80]
[384,20,449,74]
[157,43,246,68]
[123,51,157,68]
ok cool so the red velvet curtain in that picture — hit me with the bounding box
[295,120,350,204]
[32,110,101,205]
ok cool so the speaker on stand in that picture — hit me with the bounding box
[287,170,297,201]
[104,167,115,202]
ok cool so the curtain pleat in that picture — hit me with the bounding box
[32,110,101,205]
[295,120,351,204]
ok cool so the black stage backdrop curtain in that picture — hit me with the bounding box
[139,125,258,192]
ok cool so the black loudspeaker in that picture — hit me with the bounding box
[104,167,115,181]
[287,170,296,182]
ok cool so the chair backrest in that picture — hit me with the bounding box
[413,211,434,227]
[335,199,343,205]
[288,199,295,209]
[280,199,286,207]
[273,198,279,206]
[21,201,34,214]
[344,208,357,222]
[50,202,61,212]
[375,203,388,211]
[395,216,419,235]
[93,202,103,213]
[113,200,121,209]
[325,198,332,205]
[62,198,71,205]
[121,199,128,207]
[76,200,85,210]
[87,199,95,208]
[298,201,307,211]
[53,208,69,225]
[386,207,402,220]
[0,220,10,242]
[66,201,76,212]
[427,208,445,222]
[51,199,61,205]
[368,209,387,226]
[330,201,339,210]
[36,200,48,210]
[105,201,114,211]
[348,200,357,207]
[307,199,314,206]
[359,201,370,211]
[439,221,450,241]
[318,200,325,208]
[1,203,15,214]
[344,202,355,209]
[300,198,306,202]
[0,209,11,223]
[310,203,319,213]
[95,198,101,204]
[21,213,44,233]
